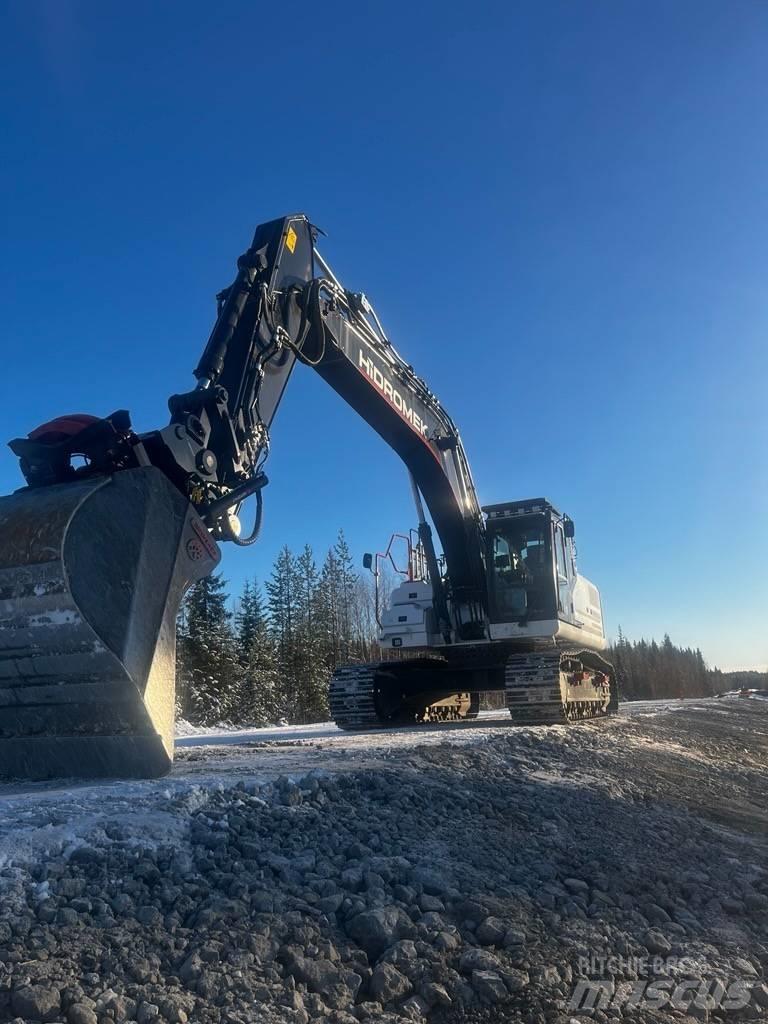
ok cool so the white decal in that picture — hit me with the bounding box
[358,350,429,437]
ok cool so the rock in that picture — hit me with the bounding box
[283,952,361,1007]
[159,1000,188,1023]
[136,1003,160,1024]
[503,927,527,947]
[250,891,275,913]
[355,1002,384,1018]
[471,970,509,1004]
[393,884,418,904]
[400,994,430,1020]
[452,898,489,922]
[136,905,163,927]
[409,867,449,895]
[370,963,411,1004]
[644,929,672,955]
[346,907,416,958]
[11,985,62,1022]
[278,778,303,805]
[68,845,102,864]
[536,965,560,986]
[318,893,344,914]
[420,982,452,1007]
[733,957,758,977]
[179,953,203,983]
[563,877,590,894]
[459,948,502,974]
[418,911,447,931]
[418,894,444,912]
[500,967,530,992]
[36,902,57,923]
[284,953,335,991]
[341,867,365,891]
[130,957,153,983]
[752,982,768,1008]
[346,841,370,859]
[644,902,671,924]
[380,939,418,965]
[476,916,506,945]
[434,930,460,952]
[67,1005,98,1024]
[722,898,745,914]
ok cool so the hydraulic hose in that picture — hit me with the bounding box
[231,486,263,547]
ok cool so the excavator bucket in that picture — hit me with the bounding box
[0,467,219,780]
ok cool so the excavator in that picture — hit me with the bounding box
[0,214,617,781]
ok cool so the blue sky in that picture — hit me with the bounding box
[1,1,765,670]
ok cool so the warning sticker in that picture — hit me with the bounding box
[285,226,297,253]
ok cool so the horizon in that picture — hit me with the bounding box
[1,1,765,672]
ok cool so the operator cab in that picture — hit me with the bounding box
[483,499,604,647]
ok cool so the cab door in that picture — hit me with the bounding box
[553,522,573,622]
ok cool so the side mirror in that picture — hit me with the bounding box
[563,519,575,539]
[362,553,373,570]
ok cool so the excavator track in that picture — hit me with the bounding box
[505,648,616,725]
[329,665,383,731]
[329,662,480,731]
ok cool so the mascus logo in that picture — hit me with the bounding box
[358,349,429,437]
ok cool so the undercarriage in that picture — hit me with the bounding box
[329,645,618,730]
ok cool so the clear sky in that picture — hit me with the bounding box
[1,1,766,670]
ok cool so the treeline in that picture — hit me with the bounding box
[708,669,768,693]
[608,628,718,701]
[175,530,378,726]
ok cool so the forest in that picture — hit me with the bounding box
[175,532,760,726]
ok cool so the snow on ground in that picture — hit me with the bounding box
[0,698,754,878]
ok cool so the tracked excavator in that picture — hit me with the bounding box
[0,214,617,781]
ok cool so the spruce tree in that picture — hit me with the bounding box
[236,578,284,724]
[177,573,240,725]
[267,546,297,665]
[333,529,358,662]
[293,545,329,722]
[318,546,342,669]
[266,546,300,718]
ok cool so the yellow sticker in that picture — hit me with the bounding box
[285,226,297,253]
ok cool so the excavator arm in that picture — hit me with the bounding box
[0,214,487,780]
[159,211,488,638]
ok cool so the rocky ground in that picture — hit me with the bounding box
[0,698,766,1024]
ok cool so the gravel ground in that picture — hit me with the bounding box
[0,698,766,1024]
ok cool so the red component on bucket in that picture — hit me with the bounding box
[28,414,100,444]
